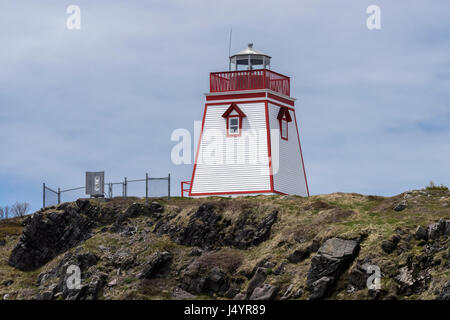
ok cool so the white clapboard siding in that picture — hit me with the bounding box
[268,103,308,196]
[191,102,271,194]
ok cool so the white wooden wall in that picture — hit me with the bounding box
[190,102,271,194]
[268,103,308,196]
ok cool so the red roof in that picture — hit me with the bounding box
[222,103,247,118]
[277,107,292,122]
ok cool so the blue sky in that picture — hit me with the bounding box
[0,0,449,212]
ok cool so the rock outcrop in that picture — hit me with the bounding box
[8,200,163,271]
[154,203,278,250]
[307,238,360,299]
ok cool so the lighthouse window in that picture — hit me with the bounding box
[280,116,288,140]
[228,117,240,135]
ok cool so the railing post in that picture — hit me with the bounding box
[43,183,45,208]
[145,173,148,201]
[168,173,171,200]
[57,188,61,205]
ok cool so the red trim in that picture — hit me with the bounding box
[209,69,290,96]
[267,100,295,112]
[293,112,310,197]
[189,189,275,196]
[278,107,292,141]
[268,93,294,106]
[222,103,246,118]
[277,107,292,122]
[264,101,275,193]
[188,104,208,197]
[273,190,287,195]
[223,103,246,137]
[206,92,266,101]
[206,99,268,107]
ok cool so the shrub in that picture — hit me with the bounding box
[425,181,448,191]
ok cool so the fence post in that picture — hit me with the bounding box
[145,173,148,201]
[124,177,127,198]
[168,173,171,200]
[109,183,112,198]
[58,188,61,205]
[43,183,45,208]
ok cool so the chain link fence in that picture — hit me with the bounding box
[43,173,171,208]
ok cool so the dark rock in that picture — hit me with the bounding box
[280,284,293,300]
[225,210,278,249]
[292,288,303,299]
[273,262,286,275]
[415,226,428,241]
[111,249,136,270]
[190,247,203,257]
[181,265,230,296]
[436,282,450,300]
[8,206,98,271]
[37,249,103,300]
[309,277,332,300]
[249,284,278,300]
[172,287,196,300]
[66,273,107,300]
[427,219,449,240]
[76,199,91,211]
[287,247,310,263]
[393,200,407,212]
[39,290,55,300]
[348,262,373,290]
[368,289,386,300]
[2,280,13,287]
[138,251,172,279]
[0,239,5,246]
[287,239,320,263]
[233,292,245,300]
[251,258,275,275]
[395,254,433,296]
[224,287,240,299]
[246,267,267,296]
[381,240,396,254]
[124,202,163,219]
[307,238,360,299]
[155,204,278,250]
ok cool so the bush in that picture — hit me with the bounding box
[425,181,448,191]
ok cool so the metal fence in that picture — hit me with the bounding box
[43,173,171,208]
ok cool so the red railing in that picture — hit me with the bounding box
[181,181,191,198]
[210,69,290,96]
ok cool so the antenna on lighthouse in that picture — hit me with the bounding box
[228,28,232,70]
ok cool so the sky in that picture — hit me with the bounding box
[0,0,449,213]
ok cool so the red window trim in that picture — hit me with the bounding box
[222,103,246,137]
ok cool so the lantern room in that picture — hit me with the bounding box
[229,43,271,71]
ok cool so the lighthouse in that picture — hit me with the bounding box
[183,43,309,197]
